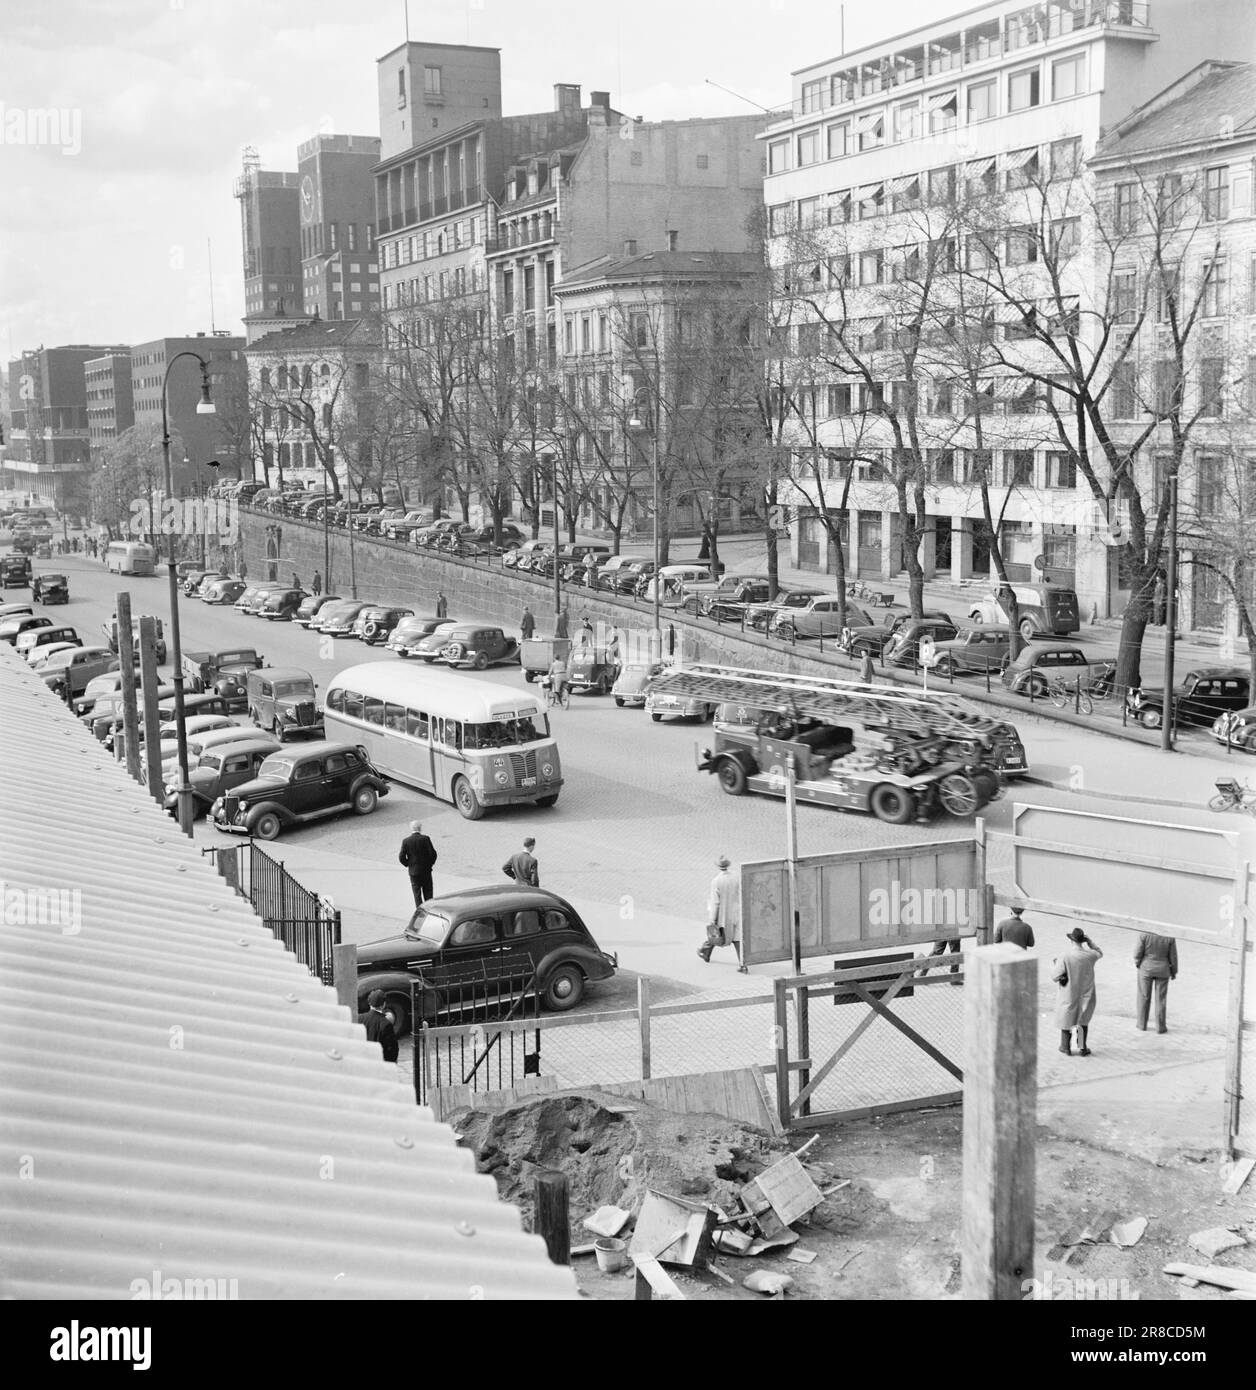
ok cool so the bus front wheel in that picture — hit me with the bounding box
[453,776,484,820]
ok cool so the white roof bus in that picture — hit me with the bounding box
[323,663,562,820]
[104,541,157,576]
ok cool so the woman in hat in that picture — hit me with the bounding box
[1053,927,1103,1056]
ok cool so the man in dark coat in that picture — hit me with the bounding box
[994,902,1035,949]
[502,837,539,886]
[399,820,438,906]
[1134,931,1178,1033]
[555,607,570,639]
[436,590,448,620]
[361,988,399,1062]
[520,606,535,640]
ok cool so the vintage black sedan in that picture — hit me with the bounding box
[354,885,618,1033]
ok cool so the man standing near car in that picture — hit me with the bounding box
[436,590,448,620]
[520,605,535,641]
[312,569,322,596]
[503,837,539,886]
[399,820,438,907]
[361,989,399,1063]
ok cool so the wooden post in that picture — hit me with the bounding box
[138,617,163,803]
[332,942,358,1018]
[115,592,143,784]
[637,975,651,1081]
[533,1169,570,1265]
[973,821,990,945]
[773,975,792,1132]
[961,943,1037,1300]
[1224,863,1251,1159]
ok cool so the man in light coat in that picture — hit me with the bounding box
[699,854,745,972]
[1134,931,1178,1033]
[1054,927,1103,1056]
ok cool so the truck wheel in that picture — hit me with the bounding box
[938,773,980,818]
[870,784,914,824]
[614,696,625,707]
[384,990,411,1038]
[453,776,484,820]
[536,794,559,807]
[717,759,747,796]
[934,656,955,678]
[1018,618,1038,642]
[252,811,282,841]
[971,612,984,624]
[1140,707,1163,730]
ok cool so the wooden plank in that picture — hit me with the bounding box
[115,592,142,784]
[1163,1263,1256,1295]
[993,897,1233,950]
[847,982,963,1081]
[534,1169,570,1266]
[773,976,792,1133]
[1007,833,1234,881]
[961,944,1038,1302]
[1225,863,1250,1158]
[1222,1156,1255,1196]
[332,942,358,1019]
[750,1067,786,1136]
[789,1091,962,1129]
[638,975,651,1081]
[633,1255,685,1301]
[650,993,776,1018]
[792,968,913,1112]
[138,617,163,803]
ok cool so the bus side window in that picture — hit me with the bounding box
[407,708,429,739]
[326,687,345,713]
[361,697,385,727]
[384,702,406,732]
[449,721,463,750]
[343,689,363,720]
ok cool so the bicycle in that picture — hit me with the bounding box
[1047,676,1093,715]
[1208,779,1256,815]
[540,677,570,711]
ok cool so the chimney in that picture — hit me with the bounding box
[590,91,611,109]
[623,239,638,256]
[666,230,679,252]
[554,83,582,115]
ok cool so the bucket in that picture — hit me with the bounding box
[594,1237,628,1273]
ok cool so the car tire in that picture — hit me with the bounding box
[717,759,748,796]
[473,651,489,671]
[934,656,956,678]
[353,786,378,815]
[272,720,285,744]
[536,794,559,807]
[614,696,624,707]
[1244,731,1256,754]
[524,670,536,682]
[1140,707,1163,730]
[453,776,484,820]
[870,783,914,825]
[651,712,662,722]
[252,811,282,841]
[1028,674,1049,699]
[385,989,411,1039]
[363,622,380,644]
[971,612,984,624]
[542,964,584,1012]
[1018,618,1038,643]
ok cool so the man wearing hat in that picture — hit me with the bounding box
[699,854,745,972]
[1053,928,1104,1056]
[994,900,1035,949]
[361,989,399,1063]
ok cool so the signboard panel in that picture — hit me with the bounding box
[743,839,981,966]
[1010,804,1248,942]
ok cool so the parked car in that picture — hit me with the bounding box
[181,569,217,597]
[363,507,407,536]
[156,692,234,723]
[521,635,572,683]
[1128,668,1251,731]
[258,587,309,621]
[465,522,526,549]
[414,518,472,546]
[241,583,290,616]
[920,625,1013,678]
[292,593,341,628]
[742,586,830,632]
[246,667,324,742]
[645,670,713,723]
[702,578,776,621]
[146,715,237,771]
[386,615,452,657]
[567,645,619,696]
[318,600,373,637]
[1211,706,1256,752]
[85,687,175,742]
[353,605,415,644]
[182,648,265,710]
[505,540,551,571]
[201,578,248,606]
[157,723,277,778]
[31,573,69,604]
[612,660,665,709]
[308,598,360,634]
[17,625,82,663]
[164,734,283,820]
[382,510,434,541]
[441,624,521,670]
[968,583,1080,641]
[607,559,657,594]
[840,608,952,660]
[1001,641,1095,698]
[0,613,51,645]
[1,555,33,588]
[353,885,618,1033]
[104,614,167,664]
[677,571,768,613]
[409,620,461,662]
[774,597,876,642]
[881,616,962,668]
[28,641,79,671]
[39,645,119,699]
[0,602,34,622]
[210,740,390,841]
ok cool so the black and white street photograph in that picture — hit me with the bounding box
[1,0,1254,1360]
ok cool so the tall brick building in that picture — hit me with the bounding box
[298,133,382,321]
[235,148,302,318]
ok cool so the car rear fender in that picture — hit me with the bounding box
[350,772,390,798]
[355,970,419,1006]
[536,945,614,985]
[700,746,757,777]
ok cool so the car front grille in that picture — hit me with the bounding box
[508,750,538,782]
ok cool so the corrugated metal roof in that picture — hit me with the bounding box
[0,651,575,1299]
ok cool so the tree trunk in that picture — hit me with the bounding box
[1116,571,1154,694]
[764,478,780,598]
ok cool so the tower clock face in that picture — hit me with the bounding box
[300,175,315,223]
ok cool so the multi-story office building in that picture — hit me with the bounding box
[1090,59,1256,636]
[235,148,302,318]
[130,334,247,491]
[298,133,383,320]
[763,0,1256,616]
[5,344,128,511]
[85,352,135,457]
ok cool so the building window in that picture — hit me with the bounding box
[1006,451,1035,486]
[798,196,821,228]
[857,111,884,152]
[929,91,957,135]
[1052,53,1086,100]
[1112,270,1138,324]
[1154,359,1183,415]
[1111,361,1138,418]
[630,312,649,349]
[696,153,709,169]
[1004,149,1040,191]
[827,383,852,416]
[1204,166,1229,221]
[894,101,920,143]
[423,66,442,97]
[826,122,849,159]
[1113,183,1137,234]
[397,67,407,108]
[580,317,592,353]
[1202,260,1227,318]
[630,150,643,167]
[1006,227,1039,266]
[1050,137,1082,179]
[801,78,827,114]
[966,78,995,123]
[1196,454,1224,513]
[1045,452,1076,489]
[927,166,956,205]
[768,140,790,174]
[1199,357,1225,418]
[768,203,793,236]
[858,183,884,220]
[797,129,820,166]
[1051,217,1081,256]
[1008,66,1041,112]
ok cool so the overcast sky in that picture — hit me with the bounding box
[0,0,949,356]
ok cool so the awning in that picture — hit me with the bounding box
[1002,147,1039,170]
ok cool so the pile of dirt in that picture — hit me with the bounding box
[455,1092,788,1235]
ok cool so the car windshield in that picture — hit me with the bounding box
[406,908,451,945]
[257,755,296,779]
[271,680,312,698]
[463,715,547,749]
[200,753,224,774]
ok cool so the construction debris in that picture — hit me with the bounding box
[786,1248,819,1265]
[1164,1263,1256,1296]
[1186,1227,1247,1260]
[583,1205,631,1238]
[1109,1217,1148,1248]
[628,1191,717,1268]
[747,1153,825,1227]
[744,1270,794,1296]
[1222,1157,1255,1196]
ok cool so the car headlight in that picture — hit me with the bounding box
[495,771,509,786]
[542,762,554,778]
[283,708,296,720]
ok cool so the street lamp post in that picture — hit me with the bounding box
[627,395,661,656]
[1161,475,1179,753]
[161,351,217,835]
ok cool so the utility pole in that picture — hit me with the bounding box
[1161,475,1178,753]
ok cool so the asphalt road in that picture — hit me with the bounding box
[22,549,1237,1027]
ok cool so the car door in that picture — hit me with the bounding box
[438,914,505,983]
[500,908,548,978]
[286,756,328,815]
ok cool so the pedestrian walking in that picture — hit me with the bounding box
[859,648,875,685]
[554,606,570,639]
[520,605,535,641]
[312,569,322,596]
[578,617,594,648]
[502,837,539,886]
[994,900,1035,949]
[435,590,448,620]
[699,854,745,971]
[922,936,962,979]
[239,557,248,580]
[360,988,399,1063]
[1053,927,1103,1056]
[291,569,301,590]
[582,552,597,587]
[398,820,438,907]
[1133,931,1177,1034]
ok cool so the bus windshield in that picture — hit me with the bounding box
[463,715,549,749]
[406,908,450,944]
